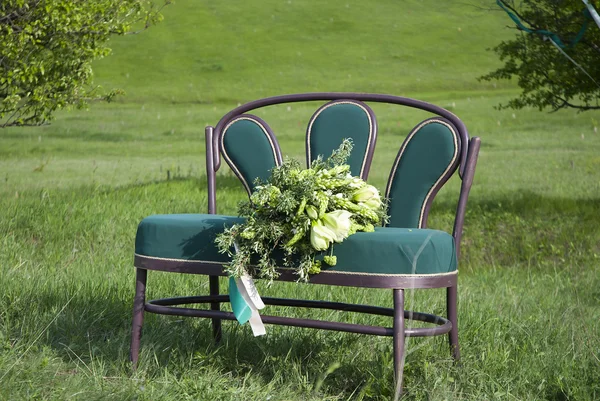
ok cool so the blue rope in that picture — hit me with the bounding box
[496,0,591,49]
[497,0,600,89]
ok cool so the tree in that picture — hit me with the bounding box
[481,0,600,111]
[0,0,169,128]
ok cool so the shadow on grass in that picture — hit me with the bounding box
[93,177,600,224]
[430,191,600,270]
[433,190,600,217]
[26,296,325,399]
[30,276,400,398]
[96,169,246,194]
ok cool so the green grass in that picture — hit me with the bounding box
[2,0,600,399]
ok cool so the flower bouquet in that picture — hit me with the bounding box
[216,139,388,282]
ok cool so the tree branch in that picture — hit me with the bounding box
[553,95,600,110]
[580,39,600,55]
[498,0,539,29]
[0,0,42,24]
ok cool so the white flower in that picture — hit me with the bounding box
[321,210,353,242]
[352,184,379,202]
[310,220,335,251]
[362,194,381,210]
[305,205,319,220]
[348,177,364,188]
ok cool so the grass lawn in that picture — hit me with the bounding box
[1,1,600,399]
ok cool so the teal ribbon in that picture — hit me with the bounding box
[497,0,600,89]
[229,276,252,324]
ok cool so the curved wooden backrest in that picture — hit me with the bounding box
[385,118,461,229]
[211,93,469,175]
[220,114,282,196]
[208,93,478,249]
[306,100,377,179]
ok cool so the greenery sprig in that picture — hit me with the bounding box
[216,139,388,282]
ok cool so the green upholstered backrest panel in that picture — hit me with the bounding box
[306,100,376,179]
[386,118,460,229]
[221,115,282,195]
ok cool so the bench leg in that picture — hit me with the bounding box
[130,268,147,367]
[209,276,222,343]
[447,285,460,361]
[393,289,405,400]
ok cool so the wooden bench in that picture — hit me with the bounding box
[130,92,481,398]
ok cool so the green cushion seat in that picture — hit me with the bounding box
[136,214,457,276]
[135,214,246,263]
[325,227,456,275]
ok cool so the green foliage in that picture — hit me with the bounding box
[481,0,600,111]
[216,140,388,281]
[0,0,169,127]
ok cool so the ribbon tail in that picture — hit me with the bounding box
[238,272,265,309]
[235,274,266,336]
[248,308,266,336]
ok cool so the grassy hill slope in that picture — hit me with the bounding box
[1,1,598,197]
[93,0,515,103]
